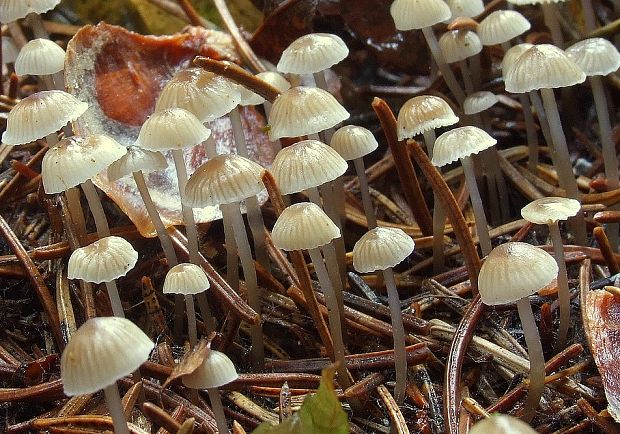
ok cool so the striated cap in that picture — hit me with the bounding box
[478,10,531,46]
[390,0,451,30]
[566,38,620,77]
[330,125,378,161]
[469,415,537,434]
[182,350,238,389]
[270,139,347,194]
[0,0,61,23]
[15,38,65,76]
[61,316,154,395]
[2,37,20,64]
[136,108,211,152]
[445,0,484,20]
[439,30,482,63]
[501,43,533,79]
[163,263,210,295]
[463,91,498,115]
[67,236,139,284]
[432,126,497,166]
[277,33,349,75]
[521,197,580,225]
[352,227,415,273]
[2,90,88,145]
[272,202,340,251]
[397,95,459,139]
[107,146,167,181]
[257,71,291,93]
[42,135,127,194]
[239,85,265,107]
[268,86,349,141]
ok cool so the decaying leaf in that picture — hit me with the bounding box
[162,339,210,390]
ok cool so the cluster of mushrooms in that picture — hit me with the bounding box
[0,0,619,432]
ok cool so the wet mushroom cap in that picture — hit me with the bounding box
[463,91,498,115]
[397,95,459,139]
[390,0,452,30]
[477,10,531,46]
[445,0,484,20]
[431,126,497,167]
[469,414,537,433]
[521,197,581,225]
[277,33,349,75]
[272,202,341,251]
[501,43,533,78]
[15,38,66,76]
[163,263,211,295]
[182,350,238,389]
[0,0,60,22]
[352,227,415,273]
[439,30,483,63]
[107,146,167,182]
[330,125,378,161]
[67,236,139,284]
[135,108,211,152]
[565,38,620,77]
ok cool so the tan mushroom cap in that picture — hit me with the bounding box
[479,242,559,305]
[521,197,581,225]
[446,0,484,20]
[107,146,167,181]
[478,10,531,46]
[61,317,154,396]
[136,108,211,152]
[0,0,60,23]
[183,153,265,207]
[469,414,537,434]
[2,90,88,145]
[182,350,238,389]
[2,37,19,64]
[390,0,451,30]
[463,91,498,115]
[352,227,415,273]
[432,126,497,167]
[272,202,341,251]
[268,86,350,141]
[439,30,482,63]
[42,134,127,194]
[163,263,211,295]
[15,38,65,76]
[397,95,459,139]
[67,236,139,284]
[566,38,620,77]
[330,125,378,161]
[270,139,347,194]
[501,43,533,79]
[277,33,349,75]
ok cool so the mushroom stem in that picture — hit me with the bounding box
[186,294,197,348]
[528,91,555,156]
[65,186,87,244]
[548,222,570,350]
[104,280,125,318]
[207,388,229,434]
[516,297,545,423]
[382,267,407,404]
[541,4,564,48]
[103,384,130,434]
[171,150,200,264]
[352,157,377,229]
[461,156,492,256]
[81,179,110,238]
[26,13,50,40]
[459,60,475,94]
[421,27,466,105]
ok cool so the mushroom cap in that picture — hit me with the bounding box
[431,126,497,167]
[463,91,498,115]
[42,134,127,194]
[445,0,484,20]
[2,90,88,145]
[107,146,167,181]
[478,10,531,46]
[501,43,533,79]
[136,108,211,151]
[2,37,20,64]
[183,153,265,207]
[182,350,238,389]
[566,38,620,77]
[469,414,537,434]
[508,0,567,6]
[270,139,347,194]
[505,44,586,93]
[268,86,350,141]
[277,33,349,74]
[67,236,139,284]
[397,95,459,139]
[61,316,154,396]
[330,125,378,161]
[479,242,559,305]
[238,85,265,107]
[163,263,211,295]
[15,38,65,76]
[439,30,482,63]
[390,0,451,30]
[521,197,581,225]
[0,0,60,23]
[256,71,291,93]
[352,227,415,272]
[272,202,341,251]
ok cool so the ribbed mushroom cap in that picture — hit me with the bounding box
[478,10,531,46]
[2,37,20,64]
[61,316,154,396]
[0,0,61,22]
[268,86,350,141]
[432,126,497,167]
[270,139,347,194]
[469,415,537,434]
[107,146,167,181]
[505,44,586,93]
[239,85,265,107]
[439,30,482,63]
[163,263,211,295]
[256,71,291,93]
[521,197,581,225]
[183,154,265,207]
[277,33,349,75]
[566,38,620,77]
[42,134,127,194]
[463,91,498,115]
[272,202,341,251]
[501,43,533,79]
[2,90,88,145]
[155,68,241,123]
[352,227,415,273]
[136,108,211,152]
[397,95,459,139]
[390,0,452,30]
[15,38,65,76]
[330,125,378,161]
[446,0,484,19]
[67,236,139,284]
[479,242,558,305]
[182,350,238,389]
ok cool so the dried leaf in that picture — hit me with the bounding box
[162,339,210,390]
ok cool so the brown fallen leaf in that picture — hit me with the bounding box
[162,339,210,390]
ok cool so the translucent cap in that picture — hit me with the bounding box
[2,37,20,64]
[182,350,238,389]
[330,125,378,161]
[501,43,533,79]
[352,227,415,272]
[277,33,349,74]
[390,0,452,30]
[566,38,620,77]
[445,0,484,20]
[432,126,497,166]
[439,30,482,63]
[469,415,537,434]
[163,263,211,295]
[478,10,531,46]
[107,146,167,181]
[15,38,65,76]
[521,197,581,224]
[272,202,341,251]
[397,95,459,139]
[256,71,291,93]
[0,0,61,23]
[67,236,139,284]
[136,108,211,151]
[463,91,498,115]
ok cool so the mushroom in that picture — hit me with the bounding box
[469,414,537,433]
[445,0,484,21]
[507,0,567,47]
[438,29,482,95]
[14,38,65,89]
[0,0,60,39]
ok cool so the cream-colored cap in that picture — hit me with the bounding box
[2,37,19,64]
[270,139,347,194]
[277,33,349,75]
[439,30,482,63]
[67,236,139,284]
[61,316,154,395]
[136,108,211,152]
[15,38,65,76]
[446,0,484,20]
[330,125,378,161]
[432,126,497,166]
[268,86,349,141]
[508,0,567,6]
[469,415,537,434]
[163,263,211,295]
[256,71,291,93]
[390,0,451,30]
[0,0,60,22]
[501,43,533,79]
[183,154,265,207]
[463,91,498,115]
[107,146,167,181]
[352,227,415,273]
[521,197,580,225]
[182,350,238,389]
[479,242,558,305]
[397,95,459,139]
[2,90,88,145]
[566,38,620,77]
[42,135,127,194]
[238,85,265,107]
[478,10,531,46]
[272,202,340,251]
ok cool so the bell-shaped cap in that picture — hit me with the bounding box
[353,227,415,273]
[432,126,497,167]
[445,0,484,20]
[2,37,20,64]
[478,10,531,46]
[15,38,65,76]
[330,125,378,161]
[136,108,211,152]
[107,146,167,181]
[272,202,341,251]
[257,71,291,93]
[501,43,533,79]
[239,85,265,107]
[469,415,537,434]
[277,33,349,75]
[439,30,482,63]
[566,38,620,77]
[479,242,559,305]
[390,0,451,30]
[0,0,60,23]
[163,263,211,295]
[2,90,88,145]
[61,316,154,395]
[270,139,347,194]
[42,135,127,194]
[268,86,349,141]
[521,197,580,225]
[182,350,238,389]
[67,236,139,284]
[505,44,586,93]
[463,91,498,115]
[397,95,459,139]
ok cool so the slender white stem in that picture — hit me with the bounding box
[103,384,130,434]
[81,179,110,237]
[229,107,246,155]
[27,13,50,39]
[186,294,197,347]
[64,186,87,242]
[423,130,436,156]
[353,158,377,229]
[421,27,466,105]
[459,60,475,94]
[104,280,125,318]
[171,150,200,264]
[529,91,554,155]
[383,268,407,404]
[221,205,240,292]
[519,94,540,173]
[208,388,230,434]
[313,71,329,92]
[204,135,218,158]
[549,223,570,350]
[320,181,347,285]
[541,4,564,48]
[461,156,492,256]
